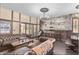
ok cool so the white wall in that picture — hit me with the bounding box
[41,15,72,30]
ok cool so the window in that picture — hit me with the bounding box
[0,21,11,34]
[72,17,79,33]
[26,24,30,35]
[33,25,37,35]
[21,23,25,34]
[13,22,19,34]
[29,25,34,35]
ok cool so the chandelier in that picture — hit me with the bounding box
[40,8,49,20]
[76,5,79,9]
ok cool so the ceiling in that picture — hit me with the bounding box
[1,3,79,18]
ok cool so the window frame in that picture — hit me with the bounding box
[72,17,79,33]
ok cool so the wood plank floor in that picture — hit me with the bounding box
[53,40,78,55]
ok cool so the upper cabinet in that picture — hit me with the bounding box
[13,11,19,21]
[31,17,37,24]
[0,7,12,20]
[21,14,30,23]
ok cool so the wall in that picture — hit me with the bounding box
[0,6,41,46]
[0,6,40,36]
[41,15,72,31]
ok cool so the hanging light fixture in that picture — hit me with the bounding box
[76,4,79,13]
[40,8,49,20]
[76,5,79,9]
